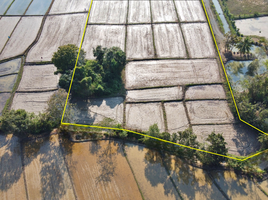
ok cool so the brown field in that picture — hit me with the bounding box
[49,0,92,14]
[124,143,181,200]
[128,1,151,23]
[0,135,27,200]
[151,0,177,23]
[23,135,75,200]
[125,102,165,132]
[175,1,206,22]
[61,140,142,200]
[185,85,226,100]
[153,23,187,58]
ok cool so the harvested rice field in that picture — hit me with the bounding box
[259,180,268,195]
[164,102,189,133]
[164,155,225,200]
[181,23,216,58]
[0,58,21,76]
[192,124,260,156]
[89,1,128,24]
[126,25,155,60]
[25,0,52,15]
[27,14,86,62]
[186,100,234,125]
[125,102,165,132]
[211,170,266,200]
[124,143,181,200]
[0,74,17,92]
[17,65,59,92]
[49,0,91,14]
[69,97,124,125]
[151,0,177,23]
[185,85,226,100]
[128,1,151,24]
[5,0,31,15]
[0,17,20,52]
[153,23,187,58]
[126,86,183,103]
[61,140,142,200]
[82,25,125,60]
[125,59,221,89]
[0,17,43,60]
[175,0,206,22]
[11,91,55,114]
[0,93,10,115]
[0,135,27,200]
[23,135,75,200]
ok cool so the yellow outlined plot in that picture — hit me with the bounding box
[61,0,268,161]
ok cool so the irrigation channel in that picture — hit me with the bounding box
[1,134,268,200]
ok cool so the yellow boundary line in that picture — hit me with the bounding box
[61,0,268,162]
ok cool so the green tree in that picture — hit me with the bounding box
[52,44,85,74]
[142,124,161,148]
[237,36,253,58]
[199,132,228,166]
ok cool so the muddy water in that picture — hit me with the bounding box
[61,139,142,200]
[164,155,225,200]
[124,143,181,200]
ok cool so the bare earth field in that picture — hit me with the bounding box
[17,64,59,92]
[186,100,234,125]
[185,85,226,100]
[0,58,21,76]
[128,1,151,24]
[175,0,206,22]
[125,102,165,132]
[0,74,17,92]
[23,135,75,200]
[211,170,266,200]
[164,102,189,133]
[82,25,125,60]
[49,0,92,14]
[126,25,155,60]
[151,0,177,23]
[61,140,142,200]
[126,86,183,103]
[0,17,42,60]
[0,93,10,115]
[181,23,216,58]
[164,156,225,200]
[153,23,187,58]
[124,143,181,200]
[69,97,124,125]
[192,124,260,156]
[27,14,86,62]
[125,59,221,89]
[0,135,27,200]
[11,91,55,114]
[88,1,128,24]
[0,17,20,52]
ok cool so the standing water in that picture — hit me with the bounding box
[211,0,230,33]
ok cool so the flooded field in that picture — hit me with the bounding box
[0,74,18,92]
[0,58,21,76]
[25,0,52,15]
[0,0,13,15]
[6,0,32,15]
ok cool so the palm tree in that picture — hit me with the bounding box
[236,37,253,58]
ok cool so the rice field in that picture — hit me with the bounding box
[49,0,92,14]
[0,0,13,15]
[151,0,178,23]
[82,25,125,60]
[26,14,87,62]
[164,102,189,133]
[128,1,151,24]
[125,102,165,132]
[125,59,221,89]
[5,0,32,15]
[89,1,128,24]
[0,17,43,60]
[0,93,10,115]
[0,74,18,92]
[17,65,59,92]
[11,91,55,114]
[126,86,183,103]
[0,58,21,76]
[25,0,53,15]
[185,85,226,100]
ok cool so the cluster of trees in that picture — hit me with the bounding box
[1,89,72,136]
[140,124,228,166]
[52,44,126,98]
